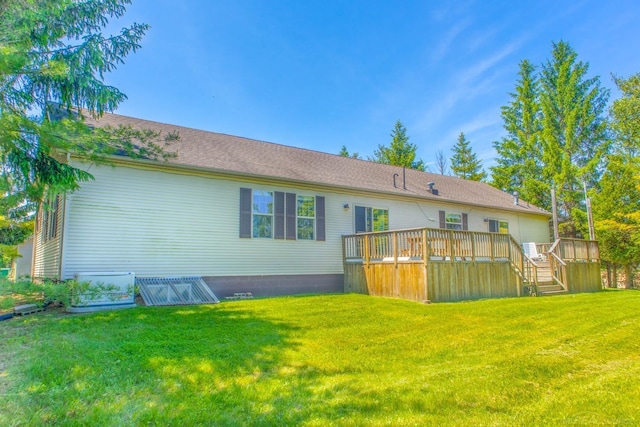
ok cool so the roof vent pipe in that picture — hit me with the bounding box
[403,167,407,190]
[427,181,439,195]
[393,173,399,188]
[513,191,519,206]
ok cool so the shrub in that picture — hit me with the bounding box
[0,277,120,309]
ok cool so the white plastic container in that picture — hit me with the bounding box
[68,272,136,313]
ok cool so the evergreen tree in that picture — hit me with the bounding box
[338,145,361,159]
[491,60,546,208]
[0,0,177,222]
[539,41,609,236]
[370,121,425,171]
[450,132,486,181]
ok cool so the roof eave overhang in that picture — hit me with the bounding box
[71,154,552,218]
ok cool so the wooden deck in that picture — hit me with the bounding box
[342,228,601,303]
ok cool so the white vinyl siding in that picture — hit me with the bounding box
[52,161,551,280]
[61,163,341,278]
[33,195,65,279]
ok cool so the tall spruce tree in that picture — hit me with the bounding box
[539,41,609,236]
[0,0,177,221]
[338,145,361,159]
[370,121,425,171]
[450,132,486,181]
[491,60,546,208]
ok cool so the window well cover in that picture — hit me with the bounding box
[136,276,219,306]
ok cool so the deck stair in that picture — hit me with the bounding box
[532,260,567,296]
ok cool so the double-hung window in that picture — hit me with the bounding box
[355,206,389,233]
[297,195,315,240]
[252,190,273,238]
[240,188,325,241]
[41,195,60,242]
[489,219,509,234]
[438,210,468,231]
[445,213,463,230]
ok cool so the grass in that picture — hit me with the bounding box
[1,290,639,426]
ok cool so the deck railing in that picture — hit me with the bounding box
[344,227,528,264]
[343,228,601,302]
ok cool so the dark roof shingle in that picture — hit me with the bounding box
[86,112,549,216]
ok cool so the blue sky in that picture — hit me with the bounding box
[105,0,640,172]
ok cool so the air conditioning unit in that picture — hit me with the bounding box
[68,272,136,313]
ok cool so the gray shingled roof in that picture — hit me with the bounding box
[85,112,549,216]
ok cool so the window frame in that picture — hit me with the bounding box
[251,190,274,239]
[296,195,316,240]
[488,218,509,234]
[42,195,60,242]
[445,213,463,230]
[355,205,389,233]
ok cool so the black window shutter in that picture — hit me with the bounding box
[286,192,297,240]
[274,191,285,239]
[439,210,446,229]
[239,188,252,238]
[316,196,325,241]
[462,213,468,231]
[355,206,366,233]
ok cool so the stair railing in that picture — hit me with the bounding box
[507,235,539,295]
[547,241,568,291]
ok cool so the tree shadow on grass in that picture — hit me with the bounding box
[3,300,462,426]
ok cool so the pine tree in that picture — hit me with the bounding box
[539,41,609,236]
[0,0,177,219]
[450,132,486,181]
[490,60,546,208]
[370,121,425,171]
[338,145,361,159]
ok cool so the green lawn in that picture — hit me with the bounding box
[1,291,639,426]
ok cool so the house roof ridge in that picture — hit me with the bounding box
[83,110,550,217]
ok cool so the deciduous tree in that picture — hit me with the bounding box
[434,149,449,175]
[592,73,640,287]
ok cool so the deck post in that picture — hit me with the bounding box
[490,233,495,262]
[393,231,398,268]
[470,232,476,262]
[422,228,429,302]
[364,234,370,268]
[449,229,455,262]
